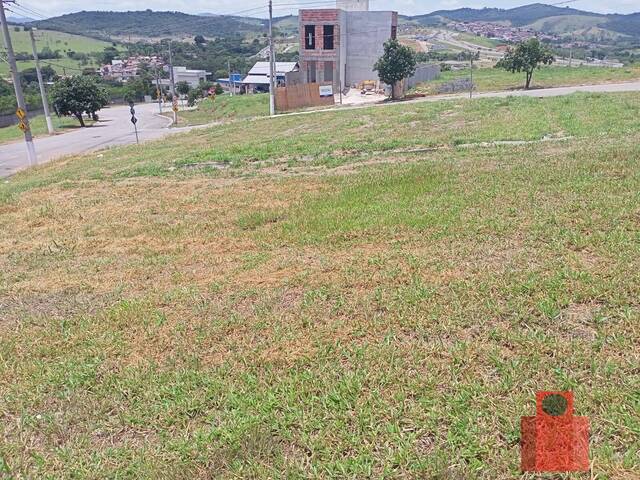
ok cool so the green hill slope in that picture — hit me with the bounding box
[0,27,118,77]
[411,3,640,39]
[31,10,267,41]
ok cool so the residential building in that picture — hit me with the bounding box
[216,73,244,94]
[160,67,212,89]
[241,61,299,93]
[299,1,397,90]
[101,55,165,82]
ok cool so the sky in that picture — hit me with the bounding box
[11,0,640,20]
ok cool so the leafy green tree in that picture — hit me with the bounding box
[50,75,109,127]
[99,46,120,65]
[187,87,201,107]
[176,81,191,97]
[20,65,57,87]
[374,39,417,99]
[495,38,554,89]
[214,83,224,95]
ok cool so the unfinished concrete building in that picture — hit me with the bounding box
[298,1,397,90]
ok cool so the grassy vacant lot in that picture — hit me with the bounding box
[166,94,269,126]
[1,92,639,478]
[414,65,640,95]
[455,32,502,49]
[0,114,86,145]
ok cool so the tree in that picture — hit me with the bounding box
[176,81,191,97]
[20,65,57,87]
[373,39,417,99]
[187,87,200,107]
[495,38,554,90]
[50,75,109,127]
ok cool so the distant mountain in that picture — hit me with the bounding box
[409,3,640,38]
[29,10,267,41]
[6,16,37,24]
[27,5,640,44]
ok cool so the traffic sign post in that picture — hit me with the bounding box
[129,101,139,144]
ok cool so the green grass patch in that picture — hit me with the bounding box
[168,94,269,126]
[414,65,640,94]
[0,114,86,145]
[0,90,639,477]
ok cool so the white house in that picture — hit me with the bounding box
[160,66,212,89]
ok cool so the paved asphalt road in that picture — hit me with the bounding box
[0,102,173,178]
[2,81,640,178]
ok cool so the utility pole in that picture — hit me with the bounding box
[168,41,177,125]
[0,0,37,165]
[469,53,473,99]
[228,59,233,96]
[268,0,276,116]
[154,65,162,114]
[29,28,54,135]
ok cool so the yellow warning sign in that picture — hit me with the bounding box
[18,120,29,132]
[16,108,26,120]
[172,100,179,113]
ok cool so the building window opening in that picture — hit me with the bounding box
[324,61,333,82]
[305,25,316,50]
[323,25,334,50]
[308,61,317,83]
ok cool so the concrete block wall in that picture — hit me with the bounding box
[344,11,397,87]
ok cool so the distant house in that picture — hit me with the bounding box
[216,73,244,94]
[160,66,212,89]
[100,56,165,82]
[241,62,299,93]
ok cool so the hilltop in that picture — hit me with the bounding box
[409,3,640,39]
[29,4,640,46]
[30,10,268,42]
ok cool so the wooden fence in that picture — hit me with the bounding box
[275,83,334,112]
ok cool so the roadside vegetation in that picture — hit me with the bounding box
[0,27,117,77]
[0,114,92,145]
[170,94,269,126]
[1,92,639,478]
[413,64,640,95]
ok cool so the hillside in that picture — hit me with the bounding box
[0,27,118,77]
[411,3,640,38]
[30,10,268,41]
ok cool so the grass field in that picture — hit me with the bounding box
[167,94,269,126]
[0,28,117,77]
[455,32,503,49]
[0,114,87,145]
[1,92,639,478]
[414,65,640,95]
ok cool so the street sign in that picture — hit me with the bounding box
[18,120,29,132]
[172,99,179,113]
[131,116,137,124]
[16,108,26,120]
[130,106,135,115]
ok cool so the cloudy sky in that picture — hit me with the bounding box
[15,0,640,19]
